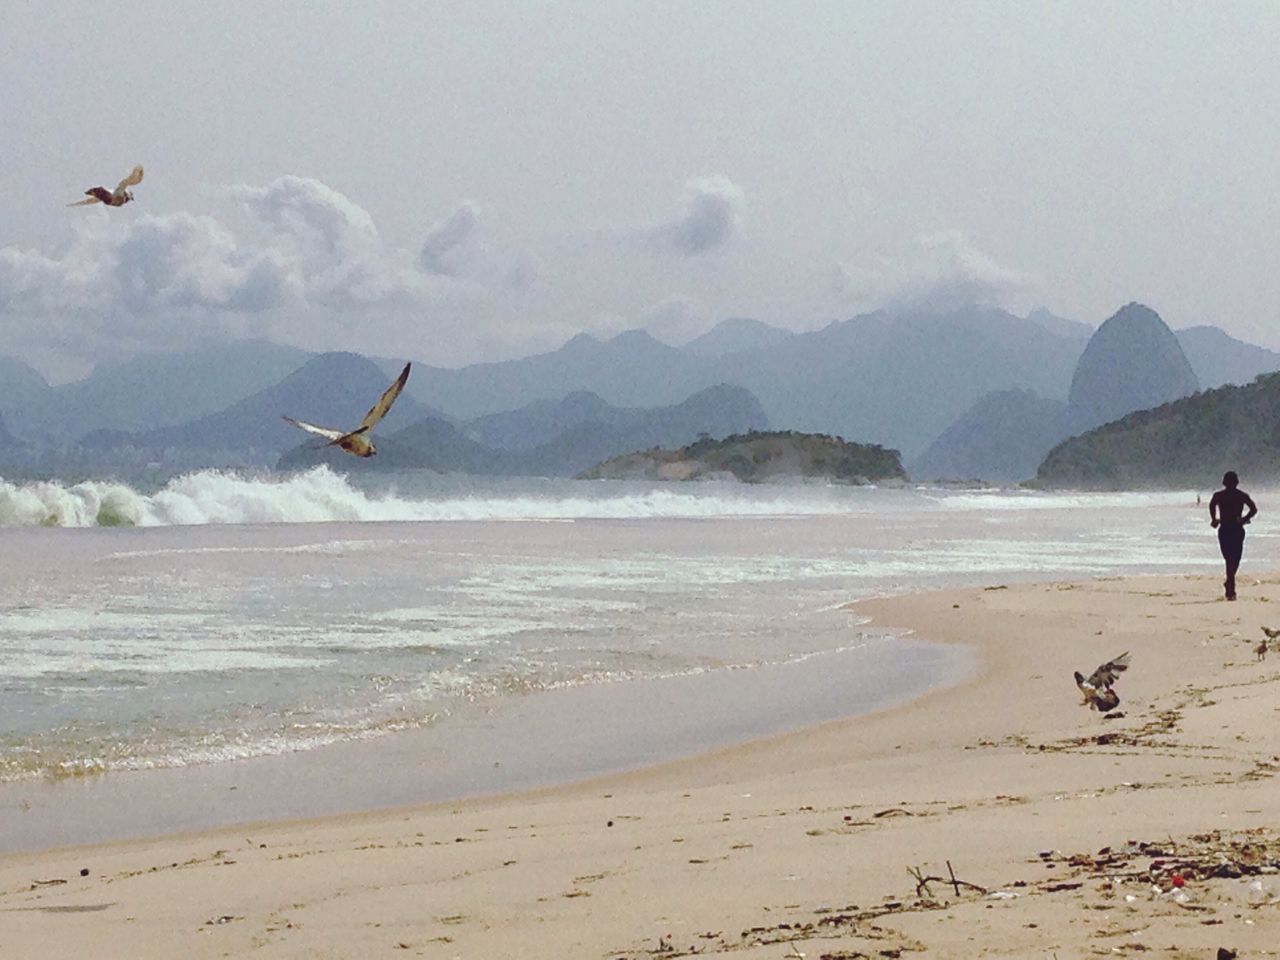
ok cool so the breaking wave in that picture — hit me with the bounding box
[0,466,884,527]
[0,467,1201,528]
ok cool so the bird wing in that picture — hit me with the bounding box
[1087,651,1130,690]
[282,416,343,441]
[68,195,102,206]
[359,362,411,431]
[115,165,144,192]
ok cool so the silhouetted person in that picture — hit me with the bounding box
[1209,471,1257,601]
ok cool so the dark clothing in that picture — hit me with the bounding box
[1219,523,1245,580]
[1210,484,1258,600]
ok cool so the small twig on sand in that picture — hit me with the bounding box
[908,862,987,899]
[946,860,961,897]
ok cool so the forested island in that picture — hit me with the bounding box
[579,430,906,484]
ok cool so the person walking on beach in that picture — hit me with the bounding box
[1209,471,1257,601]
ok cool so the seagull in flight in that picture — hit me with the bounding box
[1074,652,1130,712]
[68,165,144,207]
[283,362,411,458]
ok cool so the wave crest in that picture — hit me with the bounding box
[0,466,868,527]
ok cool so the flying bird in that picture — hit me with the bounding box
[283,362,411,458]
[1074,651,1130,712]
[1261,626,1280,640]
[68,165,144,207]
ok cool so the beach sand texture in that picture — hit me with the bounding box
[3,572,1279,958]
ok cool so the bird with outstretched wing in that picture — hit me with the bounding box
[283,362,411,458]
[69,165,144,207]
[1074,651,1130,712]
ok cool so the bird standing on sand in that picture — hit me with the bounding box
[283,362,411,458]
[1258,626,1280,662]
[68,165,145,207]
[1074,652,1130,712]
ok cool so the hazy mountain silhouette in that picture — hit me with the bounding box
[466,390,625,450]
[1034,371,1280,490]
[278,416,514,474]
[709,306,1087,458]
[910,389,1070,483]
[516,384,768,476]
[1067,303,1198,434]
[0,410,18,448]
[409,329,712,419]
[681,317,791,356]
[279,383,768,477]
[83,352,433,464]
[1176,325,1280,390]
[7,340,311,444]
[397,306,1091,460]
[0,357,49,423]
[1026,308,1093,341]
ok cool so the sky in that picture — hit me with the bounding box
[1,1,1278,382]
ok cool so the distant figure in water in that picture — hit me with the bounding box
[1209,471,1257,601]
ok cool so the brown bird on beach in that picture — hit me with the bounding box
[68,165,144,207]
[1257,638,1269,662]
[1261,625,1280,640]
[1074,652,1130,712]
[282,362,411,458]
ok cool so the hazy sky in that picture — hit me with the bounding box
[2,1,1277,380]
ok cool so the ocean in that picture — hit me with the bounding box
[0,468,1263,850]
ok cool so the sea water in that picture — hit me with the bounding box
[0,468,1264,848]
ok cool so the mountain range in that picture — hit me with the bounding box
[913,304,1218,483]
[278,383,768,477]
[2,305,1279,483]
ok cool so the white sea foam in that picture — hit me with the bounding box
[0,466,871,527]
[2,466,1212,529]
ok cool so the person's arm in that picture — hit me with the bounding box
[1209,491,1220,527]
[1243,493,1258,524]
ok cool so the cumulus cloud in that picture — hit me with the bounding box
[418,201,480,276]
[837,230,1034,314]
[650,175,745,255]
[227,175,379,255]
[0,214,289,353]
[0,176,494,364]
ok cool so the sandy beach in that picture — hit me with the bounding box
[4,570,1279,959]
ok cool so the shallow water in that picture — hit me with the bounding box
[0,471,1266,849]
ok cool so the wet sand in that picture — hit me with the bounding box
[3,571,1279,958]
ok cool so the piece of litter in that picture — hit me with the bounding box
[987,890,1020,900]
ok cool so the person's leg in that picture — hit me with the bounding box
[1220,527,1244,599]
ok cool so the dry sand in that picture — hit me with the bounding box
[3,572,1279,959]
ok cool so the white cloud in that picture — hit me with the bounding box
[650,175,745,256]
[0,176,497,364]
[836,230,1034,314]
[418,202,481,276]
[227,175,379,255]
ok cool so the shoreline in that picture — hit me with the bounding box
[0,627,968,854]
[5,570,1279,957]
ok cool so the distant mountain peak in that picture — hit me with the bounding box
[682,317,791,356]
[1067,302,1198,433]
[609,328,670,348]
[562,332,601,350]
